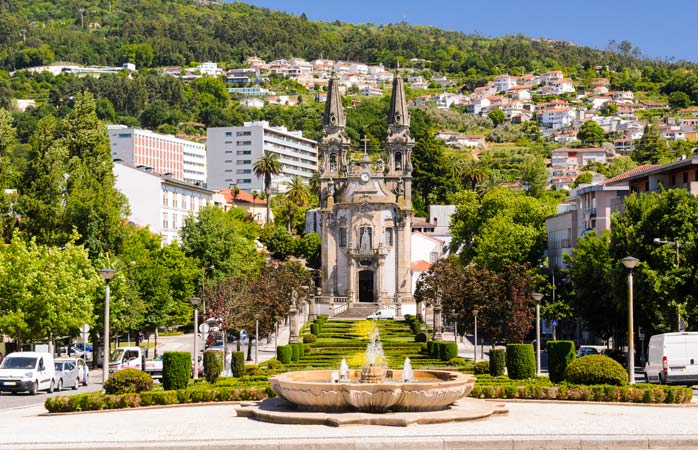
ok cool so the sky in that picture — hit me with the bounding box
[240,0,697,63]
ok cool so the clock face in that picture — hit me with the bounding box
[360,172,371,183]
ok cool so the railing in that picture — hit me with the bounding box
[332,303,350,317]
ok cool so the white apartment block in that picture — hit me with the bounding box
[207,121,318,193]
[108,125,207,185]
[113,163,219,246]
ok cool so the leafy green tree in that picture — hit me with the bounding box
[0,108,18,240]
[180,206,263,278]
[632,123,671,164]
[0,235,99,347]
[577,120,605,146]
[296,232,321,269]
[259,225,296,261]
[668,91,691,110]
[518,154,548,198]
[253,152,283,224]
[452,157,487,191]
[488,109,506,127]
[61,92,129,258]
[572,172,593,188]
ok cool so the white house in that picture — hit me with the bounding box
[540,107,575,129]
[494,74,516,93]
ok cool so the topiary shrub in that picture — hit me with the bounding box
[104,369,153,395]
[439,342,459,361]
[489,349,506,377]
[230,351,245,378]
[426,340,435,356]
[290,343,300,361]
[277,345,292,364]
[203,350,223,384]
[414,332,428,343]
[473,360,490,375]
[547,341,576,383]
[449,357,466,367]
[162,352,191,391]
[303,334,317,343]
[506,344,536,380]
[310,323,320,336]
[564,355,628,386]
[430,341,442,358]
[296,342,305,358]
[265,358,283,370]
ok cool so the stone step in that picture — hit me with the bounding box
[331,303,380,320]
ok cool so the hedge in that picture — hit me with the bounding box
[302,334,317,343]
[414,332,428,343]
[162,352,191,391]
[104,369,153,395]
[439,342,458,361]
[290,343,300,362]
[490,349,506,377]
[506,344,535,380]
[203,350,224,384]
[45,387,270,413]
[547,341,576,383]
[473,360,490,374]
[310,323,320,336]
[230,351,245,378]
[564,355,628,386]
[277,345,292,364]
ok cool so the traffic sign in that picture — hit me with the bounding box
[81,324,90,340]
[240,330,247,342]
[551,319,558,327]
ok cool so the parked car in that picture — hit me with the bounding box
[601,349,627,368]
[54,358,80,391]
[109,347,162,379]
[0,351,56,395]
[367,309,395,320]
[577,346,599,357]
[643,332,698,385]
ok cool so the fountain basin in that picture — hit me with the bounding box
[270,369,475,413]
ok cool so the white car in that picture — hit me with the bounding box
[367,309,395,320]
[0,352,56,395]
[54,359,80,391]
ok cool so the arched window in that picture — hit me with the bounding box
[329,153,337,172]
[395,152,402,171]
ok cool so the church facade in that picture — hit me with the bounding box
[318,74,414,314]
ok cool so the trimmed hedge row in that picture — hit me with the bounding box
[470,382,692,404]
[426,341,458,361]
[162,352,191,391]
[45,386,270,413]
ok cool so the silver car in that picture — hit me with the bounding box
[54,359,80,391]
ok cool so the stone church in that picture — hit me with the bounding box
[317,74,414,315]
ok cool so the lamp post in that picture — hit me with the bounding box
[190,297,201,379]
[622,256,639,384]
[254,314,260,365]
[99,268,117,385]
[653,238,682,330]
[472,306,479,363]
[201,265,214,323]
[532,292,544,376]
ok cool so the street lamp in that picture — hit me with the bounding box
[622,256,639,384]
[201,265,214,322]
[99,268,117,385]
[254,313,261,366]
[472,306,479,363]
[653,238,683,330]
[532,292,544,376]
[190,297,201,380]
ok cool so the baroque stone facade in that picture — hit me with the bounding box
[318,74,414,312]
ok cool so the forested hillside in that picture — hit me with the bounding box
[1,0,693,72]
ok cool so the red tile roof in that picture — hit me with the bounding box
[218,189,266,205]
[411,260,432,272]
[600,165,657,185]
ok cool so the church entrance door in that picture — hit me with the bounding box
[358,270,374,302]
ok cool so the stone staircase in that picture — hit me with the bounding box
[331,303,380,320]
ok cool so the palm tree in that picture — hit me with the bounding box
[253,152,283,224]
[284,175,310,206]
[452,157,487,191]
[308,171,321,199]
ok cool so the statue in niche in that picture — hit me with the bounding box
[375,158,385,173]
[395,178,404,197]
[360,228,371,251]
[327,179,335,197]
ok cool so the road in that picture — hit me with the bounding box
[0,371,102,410]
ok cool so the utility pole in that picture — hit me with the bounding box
[79,8,85,30]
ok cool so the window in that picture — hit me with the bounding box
[430,251,439,263]
[237,140,252,146]
[225,132,232,136]
[237,160,251,164]
[163,213,169,229]
[237,150,251,155]
[236,131,251,136]
[236,169,251,174]
[384,227,393,246]
[339,227,347,247]
[162,192,169,207]
[329,153,337,172]
[118,133,132,138]
[395,152,402,171]
[683,172,689,183]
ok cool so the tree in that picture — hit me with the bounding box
[577,120,605,146]
[253,152,283,225]
[452,157,487,191]
[518,155,548,198]
[488,109,506,127]
[284,175,310,207]
[0,108,17,241]
[632,123,670,164]
[668,91,691,110]
[572,172,593,188]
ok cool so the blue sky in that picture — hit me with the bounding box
[240,0,696,62]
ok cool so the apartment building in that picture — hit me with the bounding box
[108,125,207,185]
[207,121,318,193]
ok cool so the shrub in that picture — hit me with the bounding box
[203,350,224,384]
[277,345,292,364]
[303,334,317,343]
[310,323,320,336]
[230,351,245,378]
[162,352,191,391]
[265,358,283,370]
[103,369,153,395]
[290,343,300,361]
[547,341,576,383]
[449,357,466,367]
[414,332,428,343]
[506,344,536,380]
[245,365,263,376]
[439,342,458,361]
[564,355,628,386]
[490,349,506,377]
[473,360,490,374]
[296,342,305,358]
[426,340,435,356]
[419,343,428,354]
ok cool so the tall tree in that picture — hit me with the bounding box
[577,120,605,146]
[632,123,670,164]
[253,151,283,225]
[0,108,18,241]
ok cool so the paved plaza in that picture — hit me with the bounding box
[1,399,698,450]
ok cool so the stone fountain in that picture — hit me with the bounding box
[237,323,507,425]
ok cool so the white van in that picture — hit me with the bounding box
[643,332,698,385]
[0,352,57,395]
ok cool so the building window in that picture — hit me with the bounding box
[430,251,439,263]
[237,131,251,136]
[384,227,393,246]
[162,192,169,207]
[225,132,232,136]
[395,152,402,171]
[683,172,689,183]
[329,153,337,172]
[339,227,347,247]
[237,140,252,146]
[237,150,251,155]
